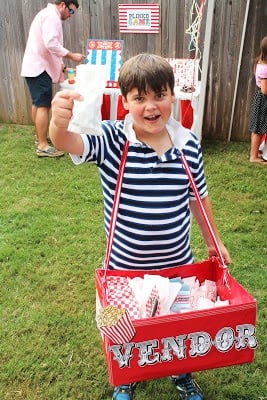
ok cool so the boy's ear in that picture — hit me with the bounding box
[122,96,129,110]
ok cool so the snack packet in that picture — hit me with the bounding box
[68,64,107,135]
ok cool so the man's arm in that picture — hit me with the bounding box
[65,51,85,63]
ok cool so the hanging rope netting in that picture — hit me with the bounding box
[183,0,205,91]
[165,1,206,128]
[166,0,205,92]
[186,0,205,63]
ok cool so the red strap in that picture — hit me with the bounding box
[180,151,225,266]
[104,141,225,274]
[104,140,130,281]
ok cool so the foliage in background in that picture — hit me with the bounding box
[0,124,266,399]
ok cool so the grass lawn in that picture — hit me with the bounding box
[0,123,266,399]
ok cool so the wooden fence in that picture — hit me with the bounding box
[0,0,266,141]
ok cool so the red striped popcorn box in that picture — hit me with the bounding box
[97,305,136,344]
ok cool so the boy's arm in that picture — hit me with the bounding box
[49,90,84,156]
[190,195,231,265]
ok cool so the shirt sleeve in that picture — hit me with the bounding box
[183,136,208,200]
[69,121,121,165]
[70,134,91,165]
[42,14,69,57]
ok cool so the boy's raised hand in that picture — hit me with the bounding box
[49,90,84,156]
[51,90,83,129]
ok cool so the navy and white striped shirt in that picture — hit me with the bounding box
[71,115,208,270]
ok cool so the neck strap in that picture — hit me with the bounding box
[104,141,225,274]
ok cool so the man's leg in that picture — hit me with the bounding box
[33,105,50,150]
[25,72,63,157]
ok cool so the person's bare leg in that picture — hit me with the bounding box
[31,105,37,125]
[250,132,265,163]
[34,105,64,157]
[32,105,37,143]
[34,106,50,149]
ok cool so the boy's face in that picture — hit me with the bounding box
[122,86,176,139]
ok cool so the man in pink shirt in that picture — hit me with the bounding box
[21,1,85,157]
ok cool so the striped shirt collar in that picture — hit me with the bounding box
[123,113,192,150]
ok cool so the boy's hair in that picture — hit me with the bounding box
[54,1,79,8]
[118,54,175,97]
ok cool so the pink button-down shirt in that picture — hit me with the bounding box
[21,3,69,83]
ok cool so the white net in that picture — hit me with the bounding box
[185,0,206,71]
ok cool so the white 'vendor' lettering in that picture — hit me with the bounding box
[108,324,257,369]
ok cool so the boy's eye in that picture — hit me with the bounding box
[132,91,167,103]
[157,92,166,98]
[134,96,144,102]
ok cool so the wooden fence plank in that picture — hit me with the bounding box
[0,0,266,141]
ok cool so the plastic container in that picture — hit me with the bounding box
[67,68,75,84]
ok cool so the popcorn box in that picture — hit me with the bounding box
[96,257,257,386]
[97,306,136,344]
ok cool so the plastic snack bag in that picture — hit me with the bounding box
[68,64,107,135]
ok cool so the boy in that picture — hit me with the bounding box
[49,53,231,400]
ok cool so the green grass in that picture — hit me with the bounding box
[0,124,266,399]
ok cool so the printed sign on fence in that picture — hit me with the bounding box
[118,4,160,33]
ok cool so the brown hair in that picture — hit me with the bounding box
[54,1,79,8]
[118,54,175,97]
[254,36,267,71]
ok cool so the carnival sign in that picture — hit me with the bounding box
[118,4,160,34]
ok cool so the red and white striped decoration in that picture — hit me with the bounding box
[99,310,136,344]
[118,4,160,34]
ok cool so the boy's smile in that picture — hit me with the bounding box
[144,114,160,121]
[122,87,176,141]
